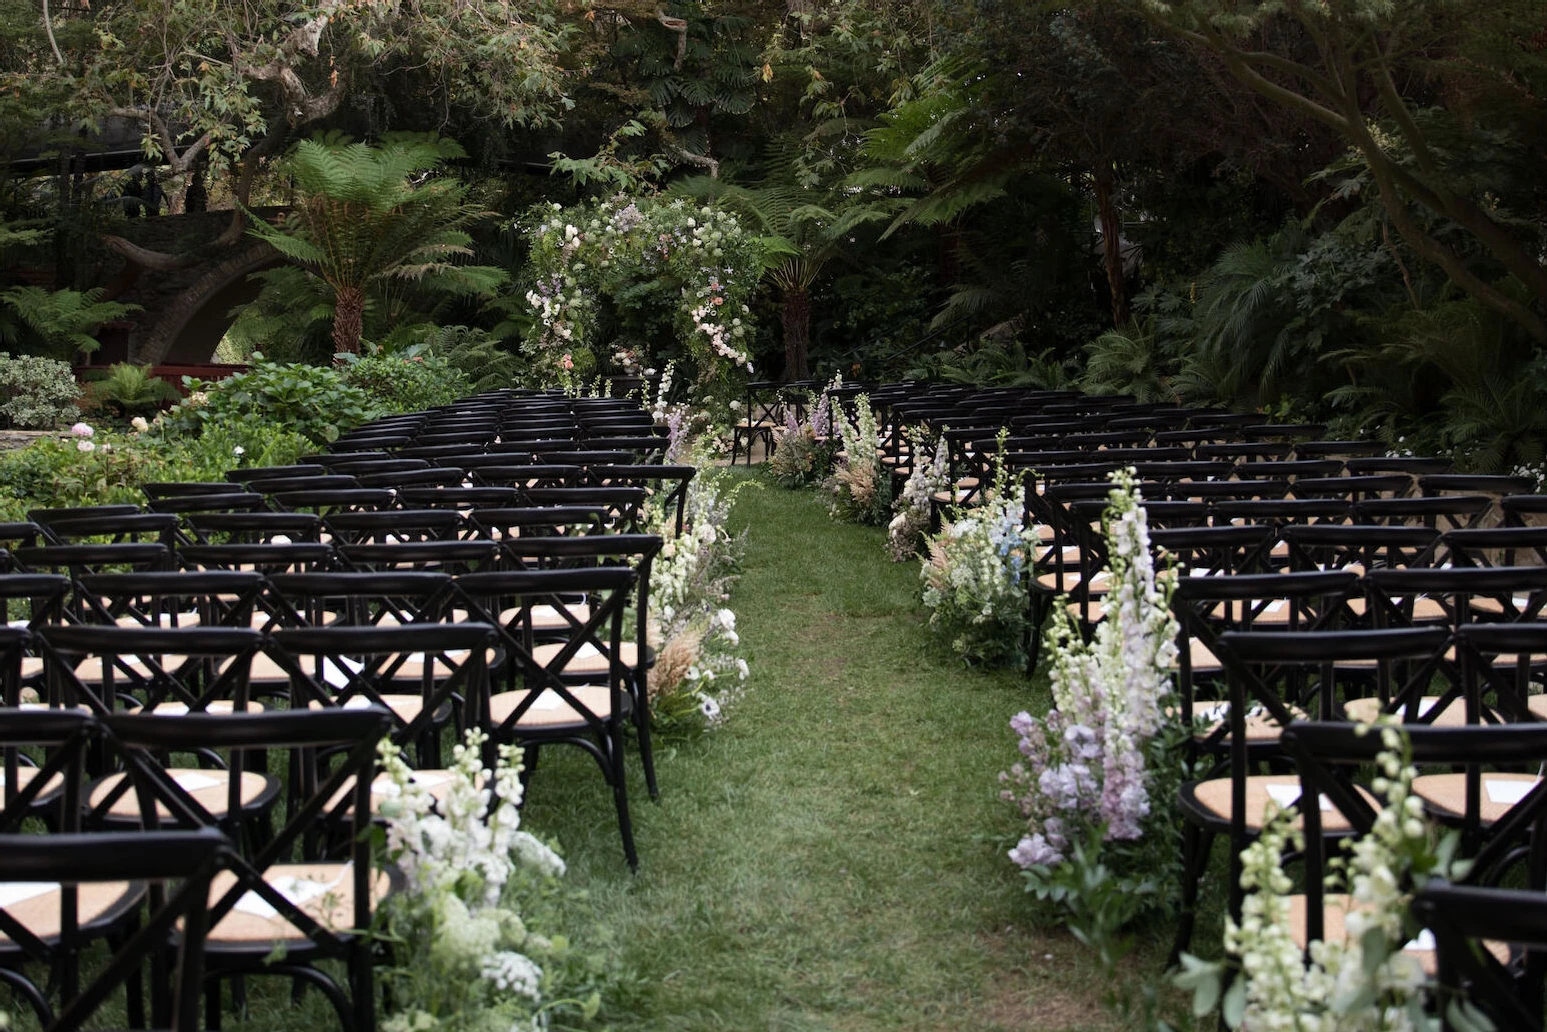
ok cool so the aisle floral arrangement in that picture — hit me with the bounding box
[886,429,949,561]
[374,730,602,1032]
[823,392,890,525]
[767,384,835,488]
[919,445,1039,667]
[639,387,753,733]
[999,468,1184,949]
[518,196,761,389]
[1175,723,1467,1031]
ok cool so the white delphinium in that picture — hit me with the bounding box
[375,730,571,1029]
[1224,723,1432,1031]
[888,432,950,562]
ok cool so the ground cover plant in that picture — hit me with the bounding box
[518,474,1183,1032]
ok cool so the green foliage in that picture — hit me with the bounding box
[162,354,379,446]
[0,433,156,518]
[79,363,180,421]
[221,266,348,366]
[0,286,140,361]
[341,344,474,415]
[0,417,309,522]
[0,352,80,429]
[375,324,522,395]
[247,134,508,355]
[914,340,1078,390]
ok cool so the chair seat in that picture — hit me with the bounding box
[305,694,430,725]
[1183,775,1376,832]
[88,769,277,821]
[488,686,615,728]
[0,881,140,946]
[1342,695,1482,727]
[0,765,64,798]
[1179,699,1303,744]
[1285,893,1509,975]
[1412,772,1540,824]
[206,862,390,948]
[325,770,459,814]
[530,640,641,673]
[1036,569,1111,594]
[1347,595,1451,622]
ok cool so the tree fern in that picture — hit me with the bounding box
[247,134,505,355]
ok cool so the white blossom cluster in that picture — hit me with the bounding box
[376,730,566,1029]
[1226,723,1431,1031]
[518,196,759,387]
[920,447,1039,667]
[887,433,950,562]
[640,435,750,728]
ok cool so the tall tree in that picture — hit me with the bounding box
[1138,0,1547,341]
[3,0,575,266]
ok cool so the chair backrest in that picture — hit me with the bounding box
[0,827,232,1032]
[0,701,94,832]
[1439,525,1547,568]
[1279,523,1441,573]
[266,622,494,746]
[454,566,637,732]
[75,570,266,630]
[260,568,449,628]
[1284,721,1547,945]
[1412,882,1547,1032]
[100,707,391,957]
[38,624,264,717]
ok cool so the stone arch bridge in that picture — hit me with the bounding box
[103,210,285,366]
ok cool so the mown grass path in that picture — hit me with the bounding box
[526,478,1121,1031]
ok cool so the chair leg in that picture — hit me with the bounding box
[608,731,638,871]
[1169,823,1215,967]
[633,683,659,802]
[350,946,376,1032]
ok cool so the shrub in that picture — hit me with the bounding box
[0,430,156,519]
[0,419,312,521]
[162,353,379,445]
[0,352,80,429]
[341,345,473,414]
[80,363,180,422]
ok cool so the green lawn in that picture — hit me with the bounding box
[523,476,1138,1032]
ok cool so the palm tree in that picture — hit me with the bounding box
[248,134,506,356]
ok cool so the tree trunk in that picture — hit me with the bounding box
[332,285,365,356]
[781,286,811,382]
[1093,162,1130,328]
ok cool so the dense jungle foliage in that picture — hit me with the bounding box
[1,0,1545,469]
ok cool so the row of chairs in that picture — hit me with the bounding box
[0,701,391,1032]
[0,389,689,1029]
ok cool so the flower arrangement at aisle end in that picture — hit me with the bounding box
[518,196,761,390]
[919,440,1039,668]
[823,391,891,525]
[999,468,1185,953]
[373,730,604,1032]
[768,376,838,489]
[887,428,950,562]
[640,432,754,734]
[1175,723,1480,1032]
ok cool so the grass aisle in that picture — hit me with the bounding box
[525,477,1119,1032]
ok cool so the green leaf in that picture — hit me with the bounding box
[1361,924,1391,976]
[1221,977,1246,1028]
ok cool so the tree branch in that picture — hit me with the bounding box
[41,0,63,65]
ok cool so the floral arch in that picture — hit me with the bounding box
[518,196,763,389]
